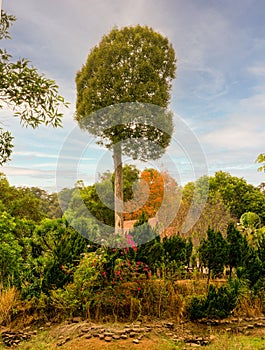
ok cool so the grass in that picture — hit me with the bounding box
[0,285,18,325]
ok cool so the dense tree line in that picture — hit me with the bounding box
[0,168,265,320]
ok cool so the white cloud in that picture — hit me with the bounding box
[248,65,265,76]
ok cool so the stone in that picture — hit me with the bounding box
[105,336,112,342]
[133,339,140,344]
[124,328,132,333]
[121,334,128,339]
[132,328,141,332]
[255,323,264,327]
[104,332,114,337]
[81,327,90,333]
[129,332,137,338]
[112,335,121,340]
[165,322,174,330]
[57,341,66,346]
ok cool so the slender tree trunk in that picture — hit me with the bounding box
[113,143,124,233]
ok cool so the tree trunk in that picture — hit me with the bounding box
[113,143,124,234]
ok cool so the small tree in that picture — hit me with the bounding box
[199,227,227,283]
[75,25,176,232]
[226,222,243,277]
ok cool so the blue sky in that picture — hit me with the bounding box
[1,0,265,192]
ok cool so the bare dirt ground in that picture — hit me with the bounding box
[1,315,265,349]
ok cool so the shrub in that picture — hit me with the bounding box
[188,282,239,320]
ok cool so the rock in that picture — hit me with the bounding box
[57,340,66,346]
[174,338,183,342]
[165,322,174,330]
[124,328,132,333]
[255,323,264,327]
[81,327,90,333]
[104,332,114,337]
[85,334,92,339]
[129,332,137,338]
[121,334,128,339]
[104,336,112,342]
[166,332,173,337]
[247,324,254,329]
[133,339,140,344]
[132,328,141,332]
[139,327,146,333]
[133,324,140,328]
[112,335,121,340]
[72,317,82,323]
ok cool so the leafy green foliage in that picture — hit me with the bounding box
[189,282,240,320]
[199,227,228,279]
[226,222,243,277]
[0,212,23,286]
[26,218,92,295]
[256,153,265,173]
[0,129,13,166]
[209,171,265,222]
[0,10,68,164]
[0,173,61,222]
[75,25,176,155]
[76,25,176,114]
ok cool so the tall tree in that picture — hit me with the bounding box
[75,25,176,232]
[0,10,68,165]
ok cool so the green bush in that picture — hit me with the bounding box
[188,283,238,320]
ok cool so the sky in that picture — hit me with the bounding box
[1,0,265,192]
